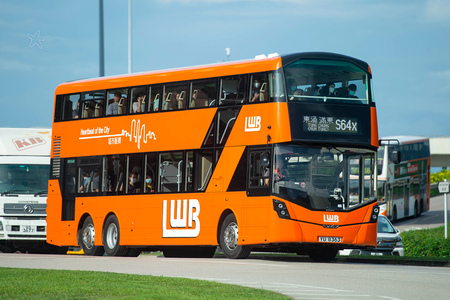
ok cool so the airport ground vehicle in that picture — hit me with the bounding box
[0,128,62,253]
[47,52,380,261]
[378,136,430,222]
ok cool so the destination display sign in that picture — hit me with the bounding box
[303,115,359,134]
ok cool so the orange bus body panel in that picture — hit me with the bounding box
[371,107,379,148]
[52,109,217,158]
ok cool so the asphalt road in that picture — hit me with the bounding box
[394,194,449,232]
[1,196,449,300]
[1,253,449,300]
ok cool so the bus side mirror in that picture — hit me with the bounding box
[391,150,401,164]
[261,152,270,168]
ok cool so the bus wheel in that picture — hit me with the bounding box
[79,216,104,256]
[308,247,338,262]
[219,214,250,259]
[103,215,128,256]
[126,248,141,257]
[392,206,397,223]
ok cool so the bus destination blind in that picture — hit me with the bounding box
[303,115,359,134]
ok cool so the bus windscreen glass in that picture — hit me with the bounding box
[272,144,375,211]
[284,59,369,104]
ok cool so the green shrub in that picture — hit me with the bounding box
[400,224,450,257]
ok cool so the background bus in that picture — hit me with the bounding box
[47,52,380,261]
[0,128,61,253]
[378,136,430,222]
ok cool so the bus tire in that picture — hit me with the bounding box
[392,206,397,223]
[219,214,250,259]
[79,216,104,256]
[414,201,419,218]
[308,247,338,262]
[126,248,141,257]
[103,214,128,256]
[419,199,424,215]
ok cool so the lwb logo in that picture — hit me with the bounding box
[162,199,200,238]
[324,214,339,223]
[245,116,261,132]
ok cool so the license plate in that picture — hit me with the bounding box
[319,236,342,243]
[22,225,36,233]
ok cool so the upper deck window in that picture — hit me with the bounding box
[284,59,370,105]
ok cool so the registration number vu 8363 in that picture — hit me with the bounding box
[318,236,342,243]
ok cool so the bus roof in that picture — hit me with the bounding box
[381,135,429,145]
[55,52,369,95]
[0,128,51,156]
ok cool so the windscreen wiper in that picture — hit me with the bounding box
[34,191,48,197]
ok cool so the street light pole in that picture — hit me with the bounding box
[99,0,104,77]
[128,0,132,74]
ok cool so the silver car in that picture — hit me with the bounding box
[340,215,404,256]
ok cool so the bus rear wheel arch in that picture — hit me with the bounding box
[78,215,104,256]
[219,213,251,259]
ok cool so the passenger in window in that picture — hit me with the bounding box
[103,170,112,192]
[107,91,121,115]
[79,172,91,193]
[128,172,141,193]
[132,93,145,113]
[145,174,154,193]
[321,83,336,97]
[175,91,184,109]
[92,171,100,192]
[250,78,261,102]
[72,101,80,119]
[347,84,358,98]
[306,85,320,97]
[289,89,304,101]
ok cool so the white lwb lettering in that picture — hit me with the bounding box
[162,199,200,238]
[245,116,261,132]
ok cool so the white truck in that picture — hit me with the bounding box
[0,128,65,253]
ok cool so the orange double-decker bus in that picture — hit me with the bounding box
[47,52,380,261]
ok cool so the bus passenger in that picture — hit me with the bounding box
[145,174,154,193]
[72,101,80,119]
[347,84,358,98]
[305,85,320,97]
[321,83,336,97]
[107,91,121,115]
[92,171,100,192]
[251,78,261,102]
[79,172,91,193]
[128,172,141,194]
[289,89,304,101]
[132,93,145,113]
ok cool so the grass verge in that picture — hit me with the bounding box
[0,267,289,299]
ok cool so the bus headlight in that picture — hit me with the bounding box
[369,205,379,223]
[273,199,291,219]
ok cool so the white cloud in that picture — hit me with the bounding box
[425,0,450,22]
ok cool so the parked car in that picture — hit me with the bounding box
[339,215,404,256]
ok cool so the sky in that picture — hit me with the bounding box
[1,0,450,139]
